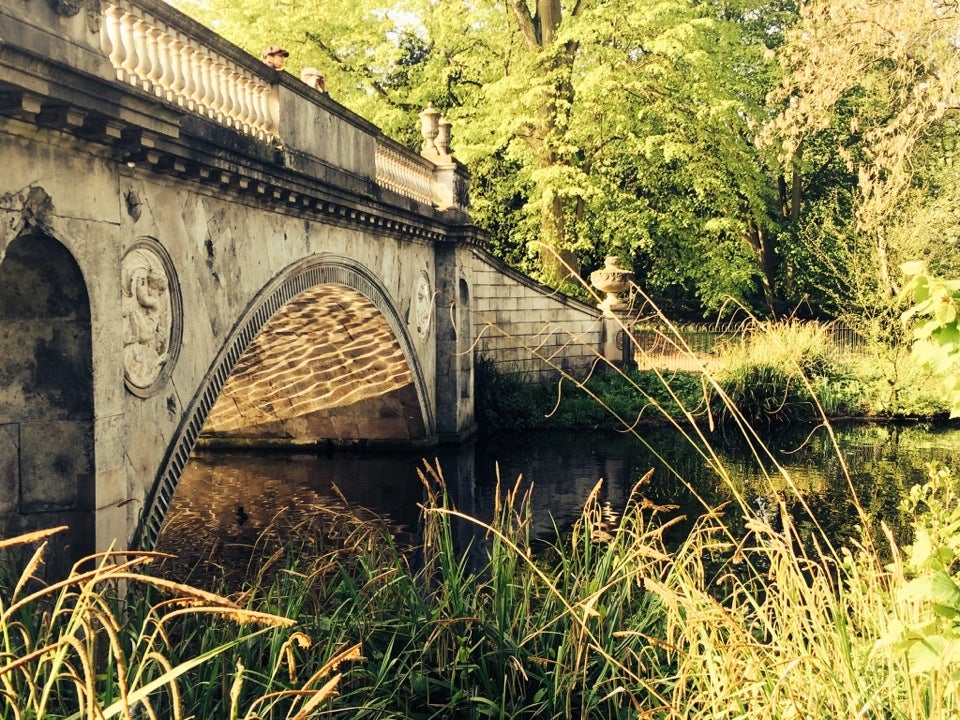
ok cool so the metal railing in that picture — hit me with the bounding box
[630,322,868,372]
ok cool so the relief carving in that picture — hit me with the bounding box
[122,243,179,394]
[414,273,432,339]
[47,0,84,16]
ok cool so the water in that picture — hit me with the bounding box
[156,422,960,575]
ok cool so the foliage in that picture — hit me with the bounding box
[901,262,960,418]
[473,355,553,429]
[170,0,808,314]
[165,0,960,323]
[882,461,960,700]
[647,460,960,719]
[714,319,866,424]
[474,355,709,430]
[0,528,339,719]
[768,0,960,322]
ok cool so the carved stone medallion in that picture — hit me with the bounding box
[414,272,432,339]
[121,239,181,396]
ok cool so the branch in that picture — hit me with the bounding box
[507,0,540,50]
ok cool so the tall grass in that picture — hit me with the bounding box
[97,456,960,718]
[0,527,347,719]
[4,457,959,717]
[714,319,868,424]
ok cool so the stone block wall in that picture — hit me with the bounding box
[470,249,603,382]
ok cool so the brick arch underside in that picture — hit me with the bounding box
[202,283,426,444]
[135,256,433,550]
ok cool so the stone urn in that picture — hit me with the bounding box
[590,256,633,316]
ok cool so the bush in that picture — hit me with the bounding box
[715,320,867,424]
[475,354,711,430]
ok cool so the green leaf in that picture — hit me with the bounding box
[899,572,960,609]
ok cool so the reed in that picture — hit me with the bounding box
[0,528,345,719]
[4,453,958,717]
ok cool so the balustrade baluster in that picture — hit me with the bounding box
[236,76,252,133]
[199,55,216,118]
[145,24,164,96]
[102,3,126,81]
[214,60,231,125]
[253,85,269,135]
[212,63,227,126]
[147,25,166,98]
[165,36,185,105]
[131,16,152,91]
[235,73,253,134]
[155,29,178,103]
[224,66,240,128]
[188,44,206,114]
[267,89,279,135]
[253,80,271,138]
[206,55,223,121]
[180,41,197,110]
[233,71,249,130]
[118,11,139,84]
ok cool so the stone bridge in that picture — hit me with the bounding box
[0,0,610,570]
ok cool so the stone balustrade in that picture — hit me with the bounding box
[99,0,278,139]
[374,140,435,206]
[92,0,469,212]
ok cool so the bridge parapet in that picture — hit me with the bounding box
[1,0,470,217]
[374,136,469,214]
[99,0,278,140]
[375,138,434,206]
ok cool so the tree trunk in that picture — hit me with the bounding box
[508,0,581,287]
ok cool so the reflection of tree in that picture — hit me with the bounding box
[122,249,171,389]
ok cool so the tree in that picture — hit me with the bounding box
[767,0,960,326]
[173,0,805,315]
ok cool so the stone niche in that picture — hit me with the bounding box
[0,231,95,577]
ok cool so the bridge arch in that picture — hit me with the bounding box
[0,229,94,575]
[135,254,435,550]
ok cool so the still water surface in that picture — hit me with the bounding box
[156,422,960,573]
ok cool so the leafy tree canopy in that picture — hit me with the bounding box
[768,0,960,327]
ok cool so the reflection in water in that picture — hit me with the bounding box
[155,451,426,585]
[157,422,960,578]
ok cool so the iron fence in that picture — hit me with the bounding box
[629,322,868,372]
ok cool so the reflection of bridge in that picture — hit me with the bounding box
[0,0,608,570]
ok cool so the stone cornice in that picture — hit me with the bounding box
[0,0,481,246]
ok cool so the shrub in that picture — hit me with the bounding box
[715,320,866,424]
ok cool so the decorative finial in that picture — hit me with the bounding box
[436,116,452,157]
[419,102,440,156]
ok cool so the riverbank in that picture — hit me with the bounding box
[476,322,956,432]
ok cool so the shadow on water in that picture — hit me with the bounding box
[156,422,960,585]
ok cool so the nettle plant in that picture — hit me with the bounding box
[901,261,960,417]
[895,262,960,697]
[884,462,960,701]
